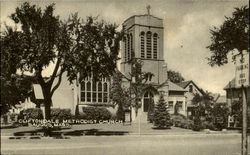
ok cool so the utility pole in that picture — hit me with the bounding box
[239,52,249,155]
[242,85,247,155]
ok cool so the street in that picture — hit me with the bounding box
[1,134,249,155]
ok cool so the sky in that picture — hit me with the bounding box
[1,0,249,95]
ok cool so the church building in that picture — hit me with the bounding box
[26,8,188,122]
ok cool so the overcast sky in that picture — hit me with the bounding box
[1,0,249,95]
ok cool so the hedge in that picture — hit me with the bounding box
[51,108,72,121]
[171,115,194,129]
[18,108,72,121]
[78,107,112,121]
[18,108,43,120]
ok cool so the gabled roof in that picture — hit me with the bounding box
[176,80,192,89]
[176,80,205,95]
[224,78,236,90]
[168,81,187,92]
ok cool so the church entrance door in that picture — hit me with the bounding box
[143,91,154,112]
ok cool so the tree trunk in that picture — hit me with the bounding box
[44,98,52,120]
[41,85,53,137]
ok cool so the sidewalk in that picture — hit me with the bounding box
[1,123,241,138]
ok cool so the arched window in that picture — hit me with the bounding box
[153,33,158,59]
[144,91,153,98]
[86,82,91,102]
[146,31,152,59]
[80,77,110,104]
[140,32,145,58]
[81,82,85,102]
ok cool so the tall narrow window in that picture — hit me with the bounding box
[153,33,158,59]
[81,82,85,102]
[86,82,91,102]
[124,37,127,61]
[127,35,130,61]
[130,34,133,59]
[98,82,102,102]
[92,81,97,102]
[189,85,193,93]
[146,31,152,59]
[140,32,145,58]
[103,83,108,102]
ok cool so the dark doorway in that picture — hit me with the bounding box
[143,91,154,112]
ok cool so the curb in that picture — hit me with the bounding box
[1,131,242,140]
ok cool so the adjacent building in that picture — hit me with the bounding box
[177,80,204,117]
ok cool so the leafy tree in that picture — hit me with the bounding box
[2,2,122,128]
[121,59,154,117]
[167,70,185,83]
[153,94,171,129]
[231,100,242,127]
[207,6,249,66]
[0,27,33,115]
[211,103,229,130]
[192,91,214,130]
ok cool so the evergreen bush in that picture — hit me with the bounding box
[153,94,171,129]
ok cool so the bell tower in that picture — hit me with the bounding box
[120,6,167,85]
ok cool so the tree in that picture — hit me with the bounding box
[167,70,185,83]
[211,103,229,130]
[153,94,171,129]
[207,6,249,154]
[129,59,153,116]
[207,6,249,66]
[109,70,130,121]
[147,99,154,123]
[2,2,122,131]
[191,91,214,130]
[192,91,214,118]
[0,27,33,115]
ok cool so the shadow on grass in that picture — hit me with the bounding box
[0,123,19,129]
[151,127,171,130]
[13,128,129,137]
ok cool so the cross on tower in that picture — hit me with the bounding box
[146,5,151,15]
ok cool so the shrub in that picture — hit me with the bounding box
[9,113,19,122]
[51,108,72,121]
[116,104,125,121]
[79,107,112,121]
[171,114,193,129]
[192,117,203,131]
[171,114,186,127]
[153,94,171,129]
[202,121,215,130]
[18,108,43,120]
[211,103,229,130]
